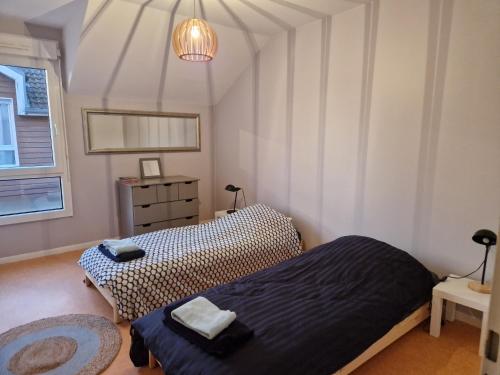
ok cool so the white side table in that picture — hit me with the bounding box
[430,276,491,356]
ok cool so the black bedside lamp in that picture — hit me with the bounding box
[468,229,497,294]
[225,184,241,214]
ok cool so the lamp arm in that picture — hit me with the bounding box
[233,191,238,212]
[481,245,491,285]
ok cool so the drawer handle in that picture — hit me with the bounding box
[142,223,151,227]
[140,185,150,189]
[164,183,172,186]
[184,181,193,184]
[142,204,150,208]
[185,199,193,202]
[185,216,194,219]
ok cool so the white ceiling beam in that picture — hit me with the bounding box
[239,0,293,31]
[267,0,328,19]
[102,0,154,102]
[80,0,113,41]
[218,0,258,54]
[156,0,182,107]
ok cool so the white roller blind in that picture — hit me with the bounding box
[0,33,59,60]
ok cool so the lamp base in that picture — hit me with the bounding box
[468,280,492,294]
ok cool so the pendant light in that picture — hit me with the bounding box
[172,0,218,62]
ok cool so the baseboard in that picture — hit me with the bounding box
[0,239,111,265]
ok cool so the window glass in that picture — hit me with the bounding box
[0,177,63,217]
[0,150,16,165]
[0,64,54,168]
[0,101,13,145]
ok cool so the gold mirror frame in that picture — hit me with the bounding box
[82,108,201,154]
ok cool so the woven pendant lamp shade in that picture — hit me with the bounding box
[172,18,218,62]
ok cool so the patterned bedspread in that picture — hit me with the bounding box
[78,204,301,320]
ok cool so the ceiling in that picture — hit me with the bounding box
[0,0,363,105]
[0,0,76,24]
[121,0,361,35]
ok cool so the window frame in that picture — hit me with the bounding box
[0,97,20,168]
[0,35,73,226]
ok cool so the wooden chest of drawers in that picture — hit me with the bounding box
[118,175,199,237]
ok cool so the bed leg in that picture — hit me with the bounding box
[84,275,92,287]
[148,351,158,369]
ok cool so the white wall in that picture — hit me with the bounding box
[215,0,500,278]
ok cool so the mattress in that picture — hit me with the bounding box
[131,235,435,375]
[78,204,302,320]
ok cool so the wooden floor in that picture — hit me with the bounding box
[0,250,482,375]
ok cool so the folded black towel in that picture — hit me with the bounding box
[98,244,145,262]
[163,299,254,357]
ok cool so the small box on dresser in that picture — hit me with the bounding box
[118,175,199,237]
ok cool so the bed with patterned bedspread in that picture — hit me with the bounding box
[78,204,302,320]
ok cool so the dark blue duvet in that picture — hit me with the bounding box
[131,235,435,375]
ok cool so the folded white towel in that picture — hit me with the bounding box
[171,296,236,340]
[103,239,140,256]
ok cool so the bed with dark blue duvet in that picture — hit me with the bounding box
[131,235,436,375]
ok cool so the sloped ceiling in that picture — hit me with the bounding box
[0,0,362,105]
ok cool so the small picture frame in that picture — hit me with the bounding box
[139,158,162,179]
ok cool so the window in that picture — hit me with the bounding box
[0,98,19,167]
[0,34,72,225]
[0,177,62,216]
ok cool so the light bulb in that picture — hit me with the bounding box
[191,25,201,39]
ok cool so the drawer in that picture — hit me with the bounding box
[165,199,199,220]
[157,183,179,202]
[178,181,198,200]
[133,203,166,225]
[134,221,170,235]
[132,185,158,205]
[169,216,199,228]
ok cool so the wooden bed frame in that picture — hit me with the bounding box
[334,304,429,374]
[84,271,122,323]
[147,304,430,374]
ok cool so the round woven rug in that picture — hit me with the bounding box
[0,314,121,375]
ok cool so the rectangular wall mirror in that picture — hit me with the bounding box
[82,108,200,153]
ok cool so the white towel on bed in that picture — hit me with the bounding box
[171,297,236,340]
[103,239,140,256]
